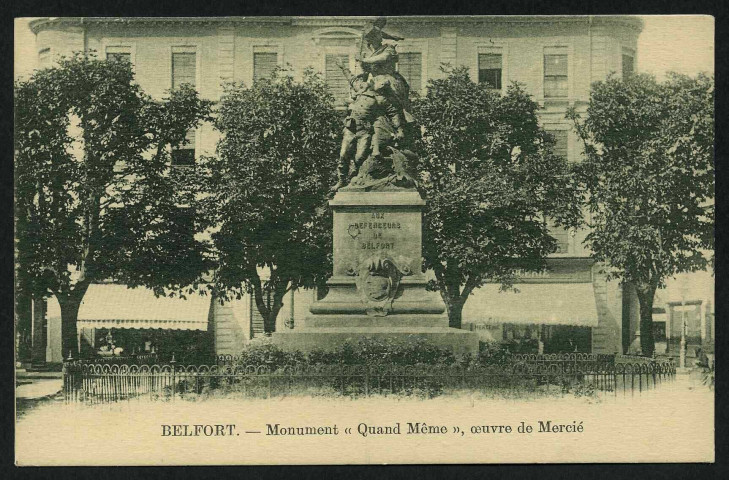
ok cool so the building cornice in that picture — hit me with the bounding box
[29,15,643,34]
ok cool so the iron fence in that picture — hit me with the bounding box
[72,353,159,366]
[215,352,625,366]
[63,357,676,404]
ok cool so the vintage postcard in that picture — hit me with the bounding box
[14,15,714,465]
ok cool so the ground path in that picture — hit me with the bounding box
[16,372,713,465]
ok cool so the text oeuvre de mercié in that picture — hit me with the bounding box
[161,421,584,437]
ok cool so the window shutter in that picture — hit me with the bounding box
[398,52,422,93]
[325,54,350,105]
[479,53,501,70]
[172,52,196,89]
[622,54,634,80]
[253,52,278,82]
[547,218,570,254]
[544,54,568,76]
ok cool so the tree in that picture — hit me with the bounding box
[200,69,340,334]
[412,67,582,329]
[568,72,714,356]
[14,53,213,357]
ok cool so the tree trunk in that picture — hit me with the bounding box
[263,302,284,335]
[58,296,82,360]
[635,284,658,357]
[263,286,287,334]
[56,284,90,359]
[441,290,465,329]
[15,290,33,363]
[31,296,48,367]
[448,302,464,329]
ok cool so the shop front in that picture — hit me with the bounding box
[46,284,214,363]
[462,282,599,354]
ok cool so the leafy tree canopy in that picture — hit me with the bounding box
[568,72,714,355]
[15,52,213,355]
[200,68,340,333]
[412,66,582,328]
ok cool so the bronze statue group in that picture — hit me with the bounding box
[332,17,418,192]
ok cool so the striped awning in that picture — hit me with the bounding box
[463,283,598,327]
[48,284,211,331]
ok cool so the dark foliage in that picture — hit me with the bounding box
[200,68,340,334]
[568,73,714,355]
[15,52,213,355]
[411,66,582,328]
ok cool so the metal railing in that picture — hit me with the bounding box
[63,356,676,404]
[214,352,618,366]
[72,353,159,365]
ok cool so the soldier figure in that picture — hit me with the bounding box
[331,61,406,192]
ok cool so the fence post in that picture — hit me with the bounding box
[64,350,73,403]
[170,353,177,401]
[639,366,642,393]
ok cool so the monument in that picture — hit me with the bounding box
[273,18,478,355]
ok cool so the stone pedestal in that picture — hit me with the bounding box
[273,190,478,355]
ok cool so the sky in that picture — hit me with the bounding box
[14,16,715,81]
[637,15,714,78]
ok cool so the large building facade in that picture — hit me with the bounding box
[25,16,649,362]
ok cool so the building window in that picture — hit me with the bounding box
[253,52,278,82]
[544,52,568,98]
[172,52,196,89]
[171,50,196,162]
[547,219,570,254]
[398,52,422,93]
[106,46,132,64]
[172,130,196,167]
[107,52,131,63]
[325,53,350,106]
[478,53,502,90]
[622,51,635,80]
[38,48,51,69]
[548,130,569,160]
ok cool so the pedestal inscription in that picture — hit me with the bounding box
[335,209,421,280]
